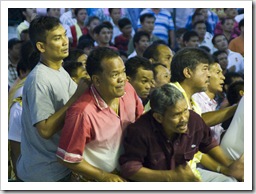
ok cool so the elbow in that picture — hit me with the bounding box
[36,127,53,139]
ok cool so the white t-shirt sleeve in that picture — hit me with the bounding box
[8,102,22,142]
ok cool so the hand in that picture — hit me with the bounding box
[74,77,90,98]
[100,172,126,182]
[228,154,244,181]
[168,164,201,182]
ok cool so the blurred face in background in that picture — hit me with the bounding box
[47,8,61,18]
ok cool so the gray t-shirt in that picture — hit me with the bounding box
[16,63,77,181]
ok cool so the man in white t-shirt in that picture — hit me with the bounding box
[212,34,244,74]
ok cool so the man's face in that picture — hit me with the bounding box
[155,45,173,70]
[158,98,190,138]
[225,8,238,18]
[217,52,228,70]
[121,24,133,37]
[154,65,171,88]
[189,63,210,93]
[48,8,61,18]
[208,63,225,94]
[97,27,111,45]
[185,36,199,48]
[97,56,127,101]
[128,67,154,100]
[88,19,100,34]
[199,9,208,20]
[77,54,88,68]
[72,65,89,84]
[194,23,206,39]
[76,9,87,23]
[135,35,150,53]
[214,35,228,51]
[141,17,155,34]
[41,24,69,61]
[110,8,121,23]
[222,19,234,33]
[9,43,22,59]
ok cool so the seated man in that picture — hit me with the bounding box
[119,84,244,182]
[125,56,154,106]
[56,47,143,182]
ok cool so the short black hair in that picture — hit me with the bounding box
[77,39,94,50]
[125,56,152,79]
[239,18,244,30]
[212,33,227,45]
[140,13,155,23]
[86,47,119,77]
[86,16,100,27]
[63,61,84,78]
[118,17,131,29]
[171,47,213,83]
[64,48,85,62]
[132,30,150,48]
[227,80,244,105]
[93,23,110,34]
[183,31,199,42]
[29,16,61,52]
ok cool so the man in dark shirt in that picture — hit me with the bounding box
[119,84,244,182]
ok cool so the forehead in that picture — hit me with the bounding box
[210,63,221,70]
[102,57,124,72]
[139,36,149,41]
[46,24,65,38]
[215,35,226,42]
[135,67,153,79]
[194,63,209,70]
[165,98,187,114]
[157,45,172,55]
[99,27,110,33]
[195,23,206,28]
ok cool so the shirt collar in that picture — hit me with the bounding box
[90,84,126,110]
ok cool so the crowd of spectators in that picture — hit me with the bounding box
[7,8,245,183]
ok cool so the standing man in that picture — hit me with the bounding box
[56,47,143,182]
[138,8,175,49]
[16,16,88,182]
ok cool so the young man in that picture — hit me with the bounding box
[192,62,226,143]
[193,21,215,54]
[127,13,159,55]
[8,38,23,88]
[93,23,118,51]
[119,84,243,182]
[125,56,154,106]
[114,17,133,52]
[16,16,88,182]
[128,31,150,59]
[56,47,143,182]
[212,34,244,74]
[183,30,200,48]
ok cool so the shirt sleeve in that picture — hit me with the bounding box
[8,103,22,142]
[119,123,148,178]
[56,107,92,163]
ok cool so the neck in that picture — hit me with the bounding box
[78,21,85,28]
[135,48,143,57]
[40,56,63,70]
[98,42,109,47]
[205,90,215,99]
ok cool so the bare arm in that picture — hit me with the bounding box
[201,104,238,127]
[128,165,200,182]
[35,79,89,139]
[58,159,125,182]
[10,140,21,176]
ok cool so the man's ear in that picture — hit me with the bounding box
[183,67,192,79]
[36,42,45,53]
[91,74,100,86]
[126,76,131,82]
[152,112,163,124]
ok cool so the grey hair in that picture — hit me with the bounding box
[150,84,185,115]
